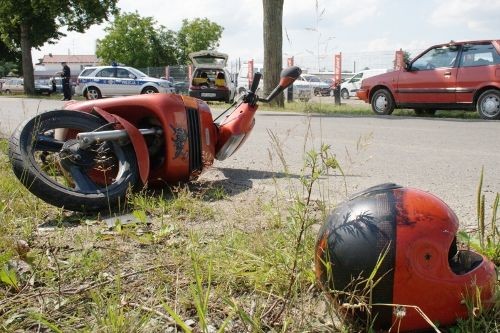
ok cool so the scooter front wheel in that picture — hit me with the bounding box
[8,110,139,212]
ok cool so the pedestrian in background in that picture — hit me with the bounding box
[61,62,71,100]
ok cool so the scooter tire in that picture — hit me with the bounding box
[8,110,139,212]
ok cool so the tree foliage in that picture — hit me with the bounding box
[96,12,178,68]
[177,18,224,64]
[0,0,117,94]
[97,15,224,67]
[0,40,21,76]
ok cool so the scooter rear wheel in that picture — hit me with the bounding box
[9,110,139,212]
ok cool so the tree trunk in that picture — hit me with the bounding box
[262,0,284,107]
[20,22,35,95]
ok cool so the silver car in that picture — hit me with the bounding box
[75,65,175,99]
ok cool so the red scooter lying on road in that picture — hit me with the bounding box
[9,67,302,212]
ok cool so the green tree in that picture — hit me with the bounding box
[177,18,224,64]
[0,0,117,95]
[263,0,284,107]
[96,11,178,67]
[0,40,21,77]
[393,50,411,69]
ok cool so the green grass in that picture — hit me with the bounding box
[261,100,482,119]
[0,130,498,332]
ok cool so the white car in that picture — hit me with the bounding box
[76,65,175,99]
[188,50,236,103]
[294,74,331,96]
[340,69,391,99]
[236,62,264,96]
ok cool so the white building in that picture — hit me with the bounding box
[35,54,100,79]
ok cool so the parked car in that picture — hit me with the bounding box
[75,65,175,99]
[48,76,76,96]
[341,69,390,99]
[296,74,331,96]
[1,78,24,94]
[188,50,236,103]
[236,62,264,96]
[357,39,500,119]
[1,78,52,95]
[285,82,314,101]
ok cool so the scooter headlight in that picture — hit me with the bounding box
[216,134,246,160]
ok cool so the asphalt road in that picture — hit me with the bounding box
[1,96,498,228]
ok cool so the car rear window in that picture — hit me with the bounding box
[80,68,95,77]
[460,43,500,67]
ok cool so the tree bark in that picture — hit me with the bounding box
[263,0,284,107]
[20,22,35,95]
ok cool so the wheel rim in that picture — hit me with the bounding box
[144,88,157,94]
[27,118,132,195]
[87,89,99,99]
[374,94,388,112]
[341,90,348,99]
[480,94,500,117]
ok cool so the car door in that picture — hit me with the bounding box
[396,45,459,104]
[94,67,117,96]
[12,79,24,93]
[456,42,500,104]
[348,72,363,96]
[115,68,137,95]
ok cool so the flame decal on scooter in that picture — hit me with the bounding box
[170,124,188,159]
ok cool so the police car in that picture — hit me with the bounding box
[75,65,175,99]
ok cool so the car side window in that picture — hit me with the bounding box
[116,68,132,78]
[95,68,115,78]
[412,46,459,71]
[460,43,499,67]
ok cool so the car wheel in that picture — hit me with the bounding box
[341,89,349,99]
[414,108,436,116]
[476,89,500,120]
[5,89,11,95]
[142,86,159,94]
[86,87,102,100]
[371,89,395,115]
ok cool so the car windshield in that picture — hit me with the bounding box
[305,76,321,82]
[129,68,148,77]
[412,45,459,70]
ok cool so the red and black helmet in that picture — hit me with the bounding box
[315,183,496,332]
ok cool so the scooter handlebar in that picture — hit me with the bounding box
[250,72,262,94]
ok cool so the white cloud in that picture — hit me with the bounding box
[340,0,380,26]
[430,0,500,33]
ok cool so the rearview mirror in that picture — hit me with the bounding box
[278,66,302,89]
[260,66,302,103]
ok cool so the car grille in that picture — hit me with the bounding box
[186,108,202,173]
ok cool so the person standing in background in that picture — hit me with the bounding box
[61,62,71,100]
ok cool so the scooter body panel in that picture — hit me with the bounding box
[64,93,217,183]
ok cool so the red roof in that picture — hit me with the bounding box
[41,54,99,64]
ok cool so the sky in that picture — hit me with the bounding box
[32,0,500,72]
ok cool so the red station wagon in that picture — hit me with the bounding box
[357,40,500,120]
